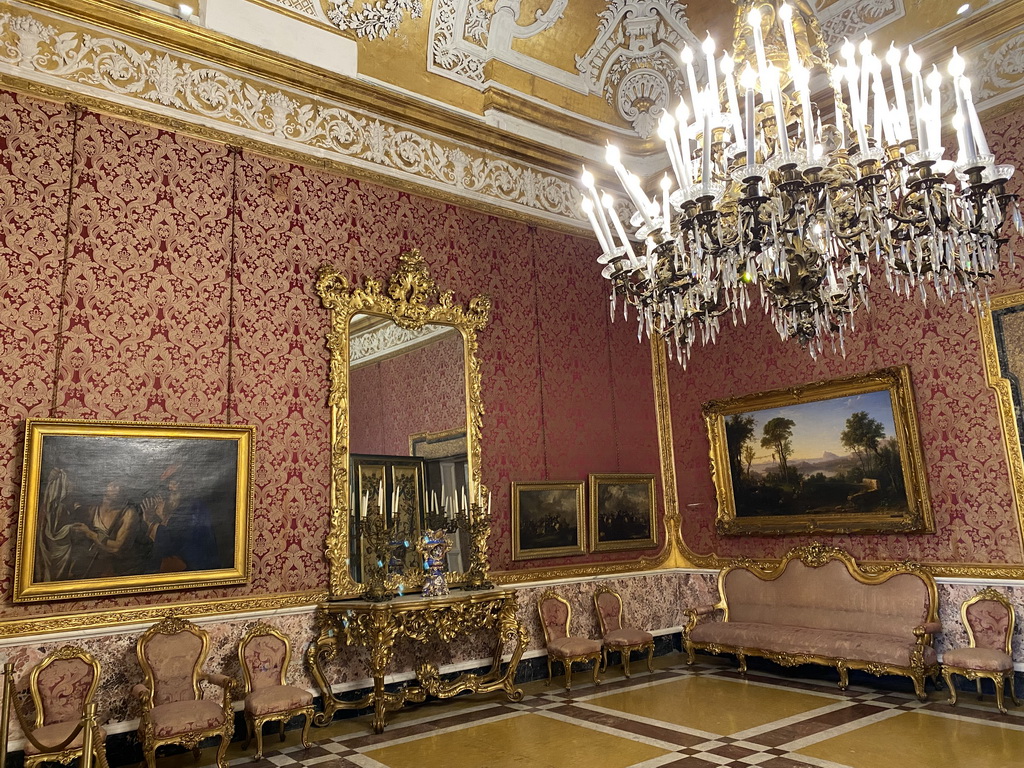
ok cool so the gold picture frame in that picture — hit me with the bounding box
[15,419,254,602]
[588,474,658,552]
[511,481,586,560]
[704,366,932,536]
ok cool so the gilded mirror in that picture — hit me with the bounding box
[316,250,492,598]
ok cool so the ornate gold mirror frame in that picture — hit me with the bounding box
[316,250,493,598]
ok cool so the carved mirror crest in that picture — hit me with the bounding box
[316,250,492,598]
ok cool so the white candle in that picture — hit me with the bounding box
[779,4,800,73]
[832,65,848,149]
[952,109,968,164]
[843,58,867,150]
[748,8,768,83]
[658,113,690,189]
[962,76,989,157]
[701,100,713,190]
[660,174,672,235]
[793,65,814,155]
[858,40,873,135]
[604,194,637,263]
[681,46,701,122]
[676,103,695,187]
[462,487,469,517]
[378,480,384,515]
[606,144,651,222]
[626,173,657,228]
[766,65,789,158]
[886,44,910,142]
[721,53,744,144]
[741,64,756,166]
[581,198,612,253]
[702,34,719,115]
[926,66,942,152]
[581,168,616,250]
[905,46,927,151]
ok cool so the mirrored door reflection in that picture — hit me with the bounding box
[348,313,470,584]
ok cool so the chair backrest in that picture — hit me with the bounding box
[136,615,209,706]
[239,622,291,693]
[29,646,101,729]
[963,587,1014,653]
[594,588,623,635]
[537,590,571,644]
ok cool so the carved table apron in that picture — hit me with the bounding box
[306,588,528,733]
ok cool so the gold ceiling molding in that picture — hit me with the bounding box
[0,0,597,231]
[0,590,324,639]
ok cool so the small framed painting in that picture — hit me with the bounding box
[511,481,586,560]
[588,474,657,552]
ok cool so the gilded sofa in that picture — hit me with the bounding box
[683,544,942,699]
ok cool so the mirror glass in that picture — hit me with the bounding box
[347,312,470,583]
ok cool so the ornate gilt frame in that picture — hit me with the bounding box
[704,366,933,536]
[315,249,492,598]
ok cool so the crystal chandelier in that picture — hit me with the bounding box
[580,0,1022,365]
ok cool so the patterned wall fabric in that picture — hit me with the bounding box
[0,88,662,623]
[666,107,1024,567]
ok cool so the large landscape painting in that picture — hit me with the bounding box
[704,367,933,535]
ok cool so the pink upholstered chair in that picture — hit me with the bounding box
[22,646,108,768]
[537,590,602,691]
[133,615,234,768]
[238,622,314,760]
[594,586,654,678]
[943,588,1020,714]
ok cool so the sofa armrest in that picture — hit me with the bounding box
[683,603,723,635]
[201,672,233,689]
[131,683,149,702]
[913,621,942,638]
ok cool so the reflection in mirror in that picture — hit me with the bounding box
[316,250,492,598]
[348,314,469,583]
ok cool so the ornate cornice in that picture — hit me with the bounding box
[0,0,592,232]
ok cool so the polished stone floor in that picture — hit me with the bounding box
[159,655,1024,768]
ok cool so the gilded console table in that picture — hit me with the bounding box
[305,589,528,733]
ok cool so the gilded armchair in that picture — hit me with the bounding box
[942,587,1020,715]
[21,645,108,768]
[537,590,602,691]
[594,586,654,678]
[238,622,314,760]
[133,615,234,768]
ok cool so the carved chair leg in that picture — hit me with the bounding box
[279,719,286,742]
[837,665,849,691]
[600,648,608,673]
[144,747,157,768]
[565,660,573,691]
[912,674,927,702]
[646,644,654,674]
[622,649,631,679]
[976,678,984,700]
[255,721,266,761]
[995,676,1008,715]
[1009,673,1021,707]
[685,642,695,665]
[736,653,747,675]
[216,732,230,768]
[546,656,553,686]
[243,713,254,750]
[944,670,959,706]
[592,656,601,686]
[192,747,201,762]
[300,709,313,749]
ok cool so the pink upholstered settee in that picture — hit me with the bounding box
[683,544,942,699]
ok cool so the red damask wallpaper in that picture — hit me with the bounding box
[0,89,663,621]
[349,332,466,456]
[666,107,1024,566]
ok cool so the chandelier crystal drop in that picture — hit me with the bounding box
[580,0,1022,367]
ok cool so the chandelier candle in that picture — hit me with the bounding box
[579,0,1021,366]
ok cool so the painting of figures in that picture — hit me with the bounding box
[15,419,254,601]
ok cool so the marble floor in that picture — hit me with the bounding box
[158,655,1023,768]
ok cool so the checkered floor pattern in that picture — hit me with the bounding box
[206,658,1022,768]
